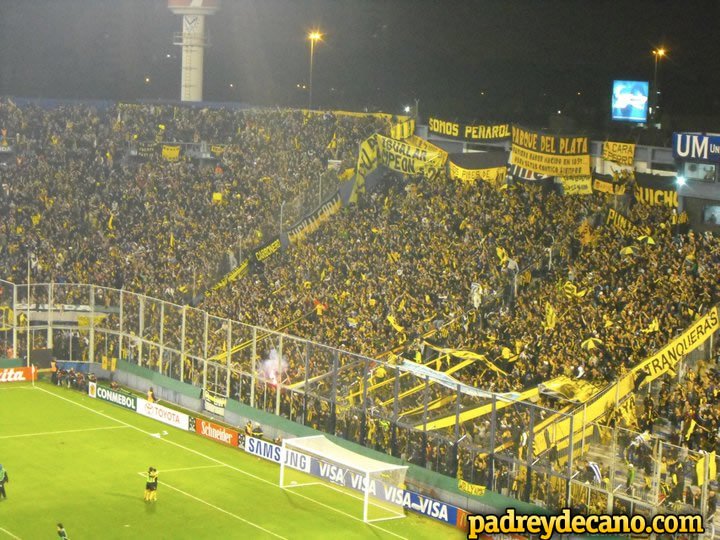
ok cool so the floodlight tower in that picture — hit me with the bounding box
[168,0,220,102]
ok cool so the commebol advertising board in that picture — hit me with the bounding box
[88,381,137,410]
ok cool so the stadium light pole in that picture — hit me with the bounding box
[280,200,286,236]
[308,31,323,110]
[652,48,666,120]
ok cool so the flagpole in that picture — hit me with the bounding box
[26,255,31,370]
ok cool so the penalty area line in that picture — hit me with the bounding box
[135,473,287,539]
[135,464,228,474]
[0,425,129,440]
[0,527,22,540]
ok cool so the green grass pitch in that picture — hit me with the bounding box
[0,383,465,539]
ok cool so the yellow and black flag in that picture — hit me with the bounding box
[387,314,405,334]
[641,317,659,334]
[326,132,337,152]
[544,302,557,330]
[563,281,587,298]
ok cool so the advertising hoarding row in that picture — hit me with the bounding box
[84,380,470,530]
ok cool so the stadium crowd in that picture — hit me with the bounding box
[0,99,388,300]
[2,99,720,517]
[204,172,719,394]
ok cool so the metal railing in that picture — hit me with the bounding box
[1,278,718,532]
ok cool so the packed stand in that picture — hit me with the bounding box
[0,99,389,302]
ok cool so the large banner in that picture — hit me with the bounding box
[602,141,636,166]
[353,134,380,198]
[506,163,551,182]
[592,174,626,195]
[253,238,282,264]
[88,381,137,410]
[206,259,250,296]
[634,174,678,207]
[161,144,181,161]
[632,306,719,385]
[427,117,511,142]
[390,117,415,140]
[448,161,506,186]
[287,193,342,244]
[376,134,447,180]
[605,208,650,237]
[137,397,190,430]
[509,126,590,177]
[558,175,592,195]
[405,135,446,155]
[136,142,157,159]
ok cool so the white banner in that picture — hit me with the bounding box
[203,392,227,417]
[136,397,189,430]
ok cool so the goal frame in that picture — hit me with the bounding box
[279,435,408,523]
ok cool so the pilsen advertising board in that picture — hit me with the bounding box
[509,126,591,177]
[427,117,511,142]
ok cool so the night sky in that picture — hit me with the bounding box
[0,0,718,128]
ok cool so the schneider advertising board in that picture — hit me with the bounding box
[88,381,137,410]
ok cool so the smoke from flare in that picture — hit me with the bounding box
[260,348,287,385]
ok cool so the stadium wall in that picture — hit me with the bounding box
[112,359,202,409]
[0,357,23,368]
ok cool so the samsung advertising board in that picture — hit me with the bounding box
[611,80,649,123]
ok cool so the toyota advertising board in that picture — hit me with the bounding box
[136,397,189,430]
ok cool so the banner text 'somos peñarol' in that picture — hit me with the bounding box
[427,117,511,142]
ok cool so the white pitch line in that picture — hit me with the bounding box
[0,425,129,440]
[35,386,408,540]
[0,527,22,540]
[135,473,287,539]
[136,465,227,474]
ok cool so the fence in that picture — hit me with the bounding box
[1,278,718,532]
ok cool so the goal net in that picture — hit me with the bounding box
[279,435,408,523]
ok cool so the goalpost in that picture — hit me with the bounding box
[279,435,408,523]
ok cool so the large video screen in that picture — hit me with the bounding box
[611,80,649,122]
